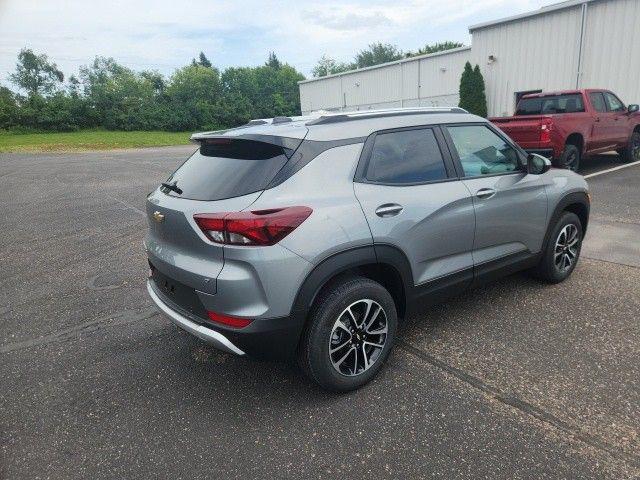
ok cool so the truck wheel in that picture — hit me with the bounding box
[556,144,580,171]
[619,131,640,163]
[298,276,397,392]
[530,212,583,284]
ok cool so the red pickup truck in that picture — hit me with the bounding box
[490,89,640,171]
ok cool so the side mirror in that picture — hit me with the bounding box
[527,153,552,175]
[628,104,639,114]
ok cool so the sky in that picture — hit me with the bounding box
[0,0,552,87]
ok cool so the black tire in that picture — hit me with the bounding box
[531,212,583,283]
[555,144,580,171]
[619,131,640,163]
[298,276,398,392]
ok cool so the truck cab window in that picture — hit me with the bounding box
[589,92,607,113]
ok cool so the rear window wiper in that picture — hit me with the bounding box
[161,182,183,195]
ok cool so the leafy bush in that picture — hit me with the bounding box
[1,49,305,132]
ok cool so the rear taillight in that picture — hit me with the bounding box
[540,118,553,143]
[194,206,312,246]
[206,310,252,328]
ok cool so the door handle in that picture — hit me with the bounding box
[476,188,497,199]
[375,203,404,217]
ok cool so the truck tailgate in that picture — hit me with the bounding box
[491,115,548,144]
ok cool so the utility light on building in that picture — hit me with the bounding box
[488,55,497,64]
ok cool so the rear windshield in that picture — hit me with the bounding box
[163,139,291,201]
[516,94,585,115]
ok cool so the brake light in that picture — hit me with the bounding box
[206,311,252,328]
[194,206,312,246]
[540,118,553,143]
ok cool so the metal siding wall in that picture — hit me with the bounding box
[298,48,471,114]
[342,65,403,108]
[401,61,420,104]
[419,49,470,97]
[299,76,342,113]
[580,0,640,104]
[471,6,583,116]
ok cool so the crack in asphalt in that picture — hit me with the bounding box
[582,256,640,269]
[398,340,640,468]
[0,306,160,354]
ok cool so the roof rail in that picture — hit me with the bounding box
[272,116,293,124]
[306,107,468,125]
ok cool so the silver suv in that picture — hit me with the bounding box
[145,108,590,391]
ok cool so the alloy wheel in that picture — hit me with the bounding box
[554,224,580,272]
[329,299,388,376]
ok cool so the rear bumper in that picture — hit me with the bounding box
[147,280,245,355]
[147,278,305,359]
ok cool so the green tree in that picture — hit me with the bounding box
[9,48,64,97]
[409,41,465,57]
[311,55,353,77]
[220,58,304,122]
[0,85,19,129]
[141,70,166,95]
[459,62,488,117]
[472,64,488,118]
[354,42,403,68]
[79,57,166,130]
[266,52,282,69]
[165,64,222,130]
[192,52,212,68]
[3,48,306,132]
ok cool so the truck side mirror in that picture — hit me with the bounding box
[628,104,639,113]
[527,153,552,175]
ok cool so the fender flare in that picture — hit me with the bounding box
[290,244,414,323]
[542,191,590,252]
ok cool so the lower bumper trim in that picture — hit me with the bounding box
[147,280,245,356]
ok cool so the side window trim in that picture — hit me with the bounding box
[353,124,458,186]
[441,122,528,180]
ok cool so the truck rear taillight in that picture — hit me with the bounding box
[540,118,553,143]
[194,206,312,246]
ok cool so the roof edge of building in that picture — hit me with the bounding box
[469,0,597,32]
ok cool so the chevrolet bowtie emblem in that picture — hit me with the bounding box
[153,211,165,223]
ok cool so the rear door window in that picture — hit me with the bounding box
[589,92,607,113]
[364,128,448,184]
[516,94,585,115]
[163,138,295,201]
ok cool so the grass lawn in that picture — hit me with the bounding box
[0,130,193,153]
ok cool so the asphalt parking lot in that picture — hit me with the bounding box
[1,147,638,479]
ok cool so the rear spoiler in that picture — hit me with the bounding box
[189,134,304,159]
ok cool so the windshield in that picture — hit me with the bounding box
[163,138,293,201]
[516,94,585,115]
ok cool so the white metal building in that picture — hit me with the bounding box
[298,0,640,117]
